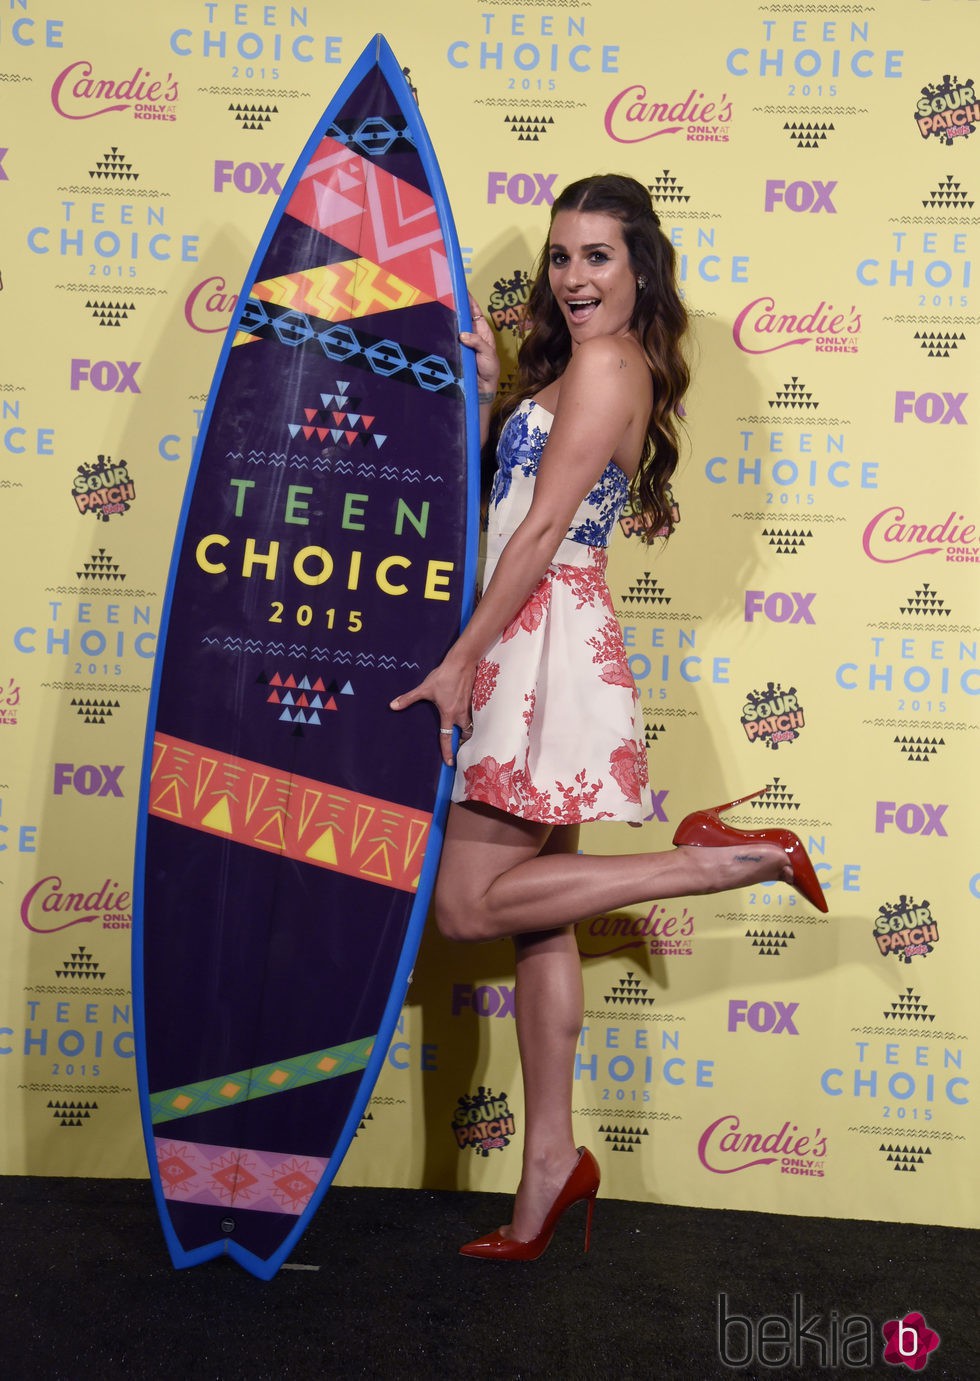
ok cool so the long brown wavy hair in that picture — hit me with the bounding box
[495,174,689,539]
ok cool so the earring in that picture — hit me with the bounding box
[637,276,647,291]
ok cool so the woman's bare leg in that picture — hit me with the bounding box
[507,825,583,1241]
[437,803,793,1237]
[435,800,792,944]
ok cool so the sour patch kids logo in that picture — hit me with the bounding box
[487,269,530,337]
[873,896,940,964]
[741,681,805,749]
[452,1086,516,1156]
[914,73,978,143]
[71,455,136,521]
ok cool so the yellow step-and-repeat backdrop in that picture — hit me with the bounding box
[1,0,977,1230]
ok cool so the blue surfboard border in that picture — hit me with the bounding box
[132,33,480,1280]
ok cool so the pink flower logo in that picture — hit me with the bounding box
[882,1312,941,1371]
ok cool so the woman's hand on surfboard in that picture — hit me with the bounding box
[460,293,500,399]
[390,654,476,767]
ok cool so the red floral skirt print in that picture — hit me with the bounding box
[452,544,647,823]
[452,399,648,824]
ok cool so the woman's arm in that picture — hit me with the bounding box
[392,334,650,763]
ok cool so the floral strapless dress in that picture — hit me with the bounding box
[451,399,648,824]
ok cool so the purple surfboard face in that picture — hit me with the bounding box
[135,40,475,1276]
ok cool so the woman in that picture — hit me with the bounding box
[392,175,827,1261]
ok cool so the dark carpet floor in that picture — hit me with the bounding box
[0,1177,972,1379]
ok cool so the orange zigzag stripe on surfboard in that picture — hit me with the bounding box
[251,259,433,322]
[284,136,453,307]
[148,731,430,893]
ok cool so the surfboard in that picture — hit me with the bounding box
[132,34,478,1280]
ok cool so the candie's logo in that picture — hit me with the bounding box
[698,1115,827,1176]
[605,85,732,143]
[915,74,978,143]
[51,62,179,121]
[185,276,238,334]
[452,1087,516,1155]
[578,901,695,957]
[862,506,979,564]
[20,876,132,933]
[733,297,861,354]
[0,676,21,726]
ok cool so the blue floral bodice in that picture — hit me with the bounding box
[489,399,629,549]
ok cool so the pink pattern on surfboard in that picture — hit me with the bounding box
[285,136,453,306]
[155,1138,329,1216]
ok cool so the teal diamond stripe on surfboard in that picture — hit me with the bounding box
[150,1034,375,1124]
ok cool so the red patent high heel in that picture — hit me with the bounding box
[458,1147,600,1262]
[672,787,829,914]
